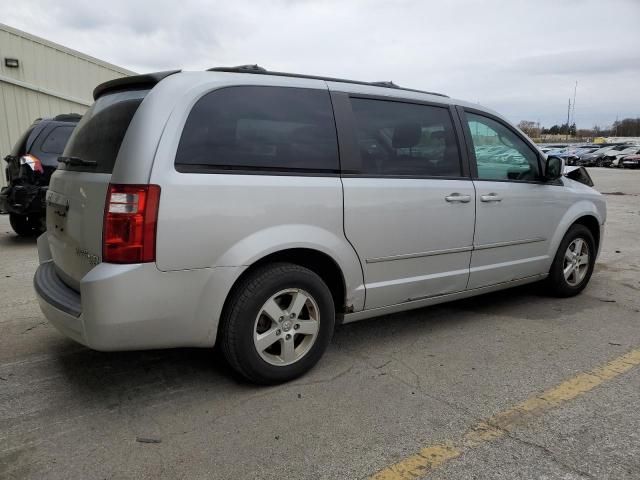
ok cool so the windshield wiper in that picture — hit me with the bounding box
[58,156,97,167]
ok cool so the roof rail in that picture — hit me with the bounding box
[207,65,448,98]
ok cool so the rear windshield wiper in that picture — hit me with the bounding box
[58,156,97,167]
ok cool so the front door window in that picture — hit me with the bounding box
[466,112,540,181]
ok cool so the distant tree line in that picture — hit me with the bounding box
[517,117,640,138]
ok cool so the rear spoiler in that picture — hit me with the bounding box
[93,70,181,100]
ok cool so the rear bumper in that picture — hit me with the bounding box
[34,261,85,345]
[34,236,245,351]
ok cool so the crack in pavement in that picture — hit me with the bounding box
[20,322,46,334]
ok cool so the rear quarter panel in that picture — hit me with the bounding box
[149,74,366,311]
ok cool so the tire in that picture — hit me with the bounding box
[546,224,595,297]
[9,213,43,236]
[219,262,335,384]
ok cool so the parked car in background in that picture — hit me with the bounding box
[542,146,591,166]
[604,146,640,168]
[563,147,600,166]
[1,114,81,235]
[621,154,640,169]
[34,67,605,384]
[576,146,615,167]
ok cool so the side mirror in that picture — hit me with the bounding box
[545,156,564,181]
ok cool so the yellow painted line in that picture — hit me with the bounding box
[370,348,640,480]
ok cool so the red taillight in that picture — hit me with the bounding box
[20,154,43,173]
[103,184,161,264]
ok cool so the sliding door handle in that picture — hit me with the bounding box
[480,193,502,202]
[445,193,471,203]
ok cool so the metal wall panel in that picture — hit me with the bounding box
[0,23,133,188]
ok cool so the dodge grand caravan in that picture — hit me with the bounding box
[34,66,606,384]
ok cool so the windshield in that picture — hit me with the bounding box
[61,89,149,173]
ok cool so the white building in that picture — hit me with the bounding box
[604,137,640,144]
[0,23,133,187]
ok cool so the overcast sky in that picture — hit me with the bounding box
[3,0,639,128]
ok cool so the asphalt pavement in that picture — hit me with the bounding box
[1,168,639,479]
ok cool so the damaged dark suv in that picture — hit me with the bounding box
[1,114,81,236]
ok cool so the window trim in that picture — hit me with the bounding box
[175,164,340,176]
[173,85,341,176]
[332,92,471,179]
[457,106,545,184]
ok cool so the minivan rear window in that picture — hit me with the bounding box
[175,86,339,174]
[61,89,148,173]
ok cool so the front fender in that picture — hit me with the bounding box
[215,224,366,312]
[547,200,604,265]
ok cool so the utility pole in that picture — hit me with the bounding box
[566,98,571,141]
[571,81,577,125]
[571,81,577,137]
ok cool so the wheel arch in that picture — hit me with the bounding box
[215,247,354,346]
[572,215,601,253]
[548,201,603,268]
[241,248,347,311]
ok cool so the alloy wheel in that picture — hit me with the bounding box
[253,289,320,366]
[563,238,590,287]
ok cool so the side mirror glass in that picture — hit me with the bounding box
[545,156,564,180]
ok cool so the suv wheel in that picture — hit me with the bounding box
[547,224,595,297]
[9,213,44,237]
[220,262,335,384]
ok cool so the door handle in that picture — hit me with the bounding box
[445,193,471,203]
[480,193,502,202]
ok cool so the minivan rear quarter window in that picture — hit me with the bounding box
[61,89,148,173]
[175,86,339,174]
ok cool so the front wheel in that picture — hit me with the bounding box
[219,262,335,384]
[546,224,595,297]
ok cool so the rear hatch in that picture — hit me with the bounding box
[46,89,148,290]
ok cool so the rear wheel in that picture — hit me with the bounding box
[9,213,44,237]
[220,262,335,384]
[546,224,595,297]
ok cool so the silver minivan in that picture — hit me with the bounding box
[34,66,606,384]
